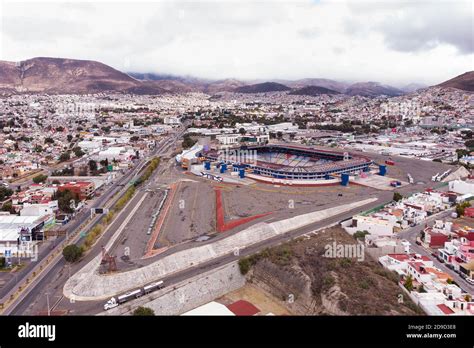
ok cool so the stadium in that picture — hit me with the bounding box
[201,144,373,182]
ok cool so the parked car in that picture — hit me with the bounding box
[415,240,422,246]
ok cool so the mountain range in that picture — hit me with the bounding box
[437,71,474,91]
[0,57,472,96]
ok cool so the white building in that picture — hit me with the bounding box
[0,214,47,256]
[78,140,102,152]
[97,147,135,162]
[448,179,474,195]
[216,134,240,146]
[164,116,181,125]
[344,215,395,237]
[20,201,58,217]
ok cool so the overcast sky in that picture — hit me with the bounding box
[0,0,472,86]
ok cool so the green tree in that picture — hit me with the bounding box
[393,192,403,202]
[32,174,48,184]
[73,147,85,158]
[62,244,83,263]
[182,135,197,149]
[456,148,470,160]
[100,158,109,168]
[132,306,155,316]
[89,160,98,173]
[34,145,43,153]
[456,201,471,217]
[54,189,80,214]
[1,202,14,213]
[353,230,370,240]
[404,275,414,291]
[59,152,71,162]
[465,139,474,149]
[0,186,13,201]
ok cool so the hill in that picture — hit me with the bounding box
[401,83,428,93]
[278,78,348,93]
[345,82,404,97]
[289,85,340,96]
[0,57,166,95]
[129,73,246,93]
[239,226,423,315]
[234,82,291,94]
[437,71,474,91]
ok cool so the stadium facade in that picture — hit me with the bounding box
[202,144,373,181]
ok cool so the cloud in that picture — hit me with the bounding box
[0,0,472,86]
[346,1,473,54]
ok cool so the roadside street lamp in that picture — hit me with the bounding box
[46,292,51,316]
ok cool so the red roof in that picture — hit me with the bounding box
[61,181,93,188]
[437,304,454,315]
[226,300,260,316]
[465,207,474,217]
[387,254,431,262]
[409,262,428,274]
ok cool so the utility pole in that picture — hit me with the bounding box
[46,292,51,316]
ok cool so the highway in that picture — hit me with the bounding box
[3,131,179,315]
[102,193,393,315]
[7,124,470,315]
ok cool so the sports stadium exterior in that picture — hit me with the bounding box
[202,144,373,180]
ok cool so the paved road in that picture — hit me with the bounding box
[397,209,474,294]
[45,193,390,315]
[0,148,146,300]
[10,125,465,314]
[5,133,177,315]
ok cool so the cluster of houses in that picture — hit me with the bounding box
[380,252,473,315]
[342,178,474,315]
[0,180,96,258]
[379,252,474,315]
[344,179,474,239]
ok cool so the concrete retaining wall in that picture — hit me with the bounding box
[102,262,244,315]
[64,197,377,301]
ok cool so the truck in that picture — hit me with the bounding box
[103,289,143,310]
[103,281,165,310]
[103,297,119,310]
[143,281,164,294]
